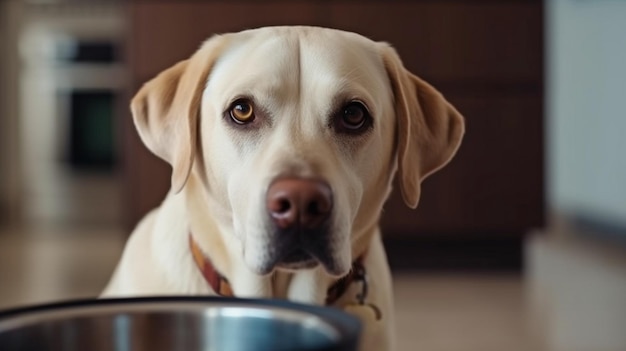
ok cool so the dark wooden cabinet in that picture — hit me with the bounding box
[123,2,544,266]
[381,95,544,236]
[326,2,543,83]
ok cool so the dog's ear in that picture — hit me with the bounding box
[381,45,465,209]
[130,35,229,193]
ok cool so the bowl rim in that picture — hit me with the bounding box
[0,296,361,351]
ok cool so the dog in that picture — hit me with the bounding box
[102,26,464,350]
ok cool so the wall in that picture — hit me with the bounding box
[0,1,23,224]
[547,0,626,228]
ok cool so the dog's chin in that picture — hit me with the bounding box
[277,248,315,265]
[245,249,350,277]
[272,259,350,277]
[245,259,318,275]
[276,260,319,271]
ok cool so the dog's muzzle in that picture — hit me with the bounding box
[266,177,335,270]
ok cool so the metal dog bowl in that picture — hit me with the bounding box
[0,296,361,351]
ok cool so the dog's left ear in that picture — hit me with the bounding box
[130,34,230,193]
[381,45,465,209]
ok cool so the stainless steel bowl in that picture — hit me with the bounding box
[0,297,361,351]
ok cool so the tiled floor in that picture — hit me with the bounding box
[0,226,540,351]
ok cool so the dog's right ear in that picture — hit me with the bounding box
[130,34,229,193]
[381,44,465,209]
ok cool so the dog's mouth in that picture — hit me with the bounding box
[250,239,347,276]
[246,215,348,276]
[276,248,319,270]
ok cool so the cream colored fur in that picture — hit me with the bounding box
[102,26,464,351]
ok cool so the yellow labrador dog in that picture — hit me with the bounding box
[103,26,464,350]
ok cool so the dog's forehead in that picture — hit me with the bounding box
[206,27,389,109]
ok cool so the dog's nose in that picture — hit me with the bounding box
[267,178,333,230]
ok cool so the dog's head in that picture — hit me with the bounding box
[131,27,464,277]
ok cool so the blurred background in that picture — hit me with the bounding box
[0,0,624,350]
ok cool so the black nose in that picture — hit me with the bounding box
[266,178,333,230]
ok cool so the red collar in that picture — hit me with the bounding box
[189,234,364,305]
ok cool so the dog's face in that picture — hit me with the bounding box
[131,27,464,277]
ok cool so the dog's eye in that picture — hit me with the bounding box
[229,100,255,124]
[336,101,371,134]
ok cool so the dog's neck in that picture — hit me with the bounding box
[188,233,366,305]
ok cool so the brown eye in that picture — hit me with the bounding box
[337,101,370,133]
[229,100,255,124]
